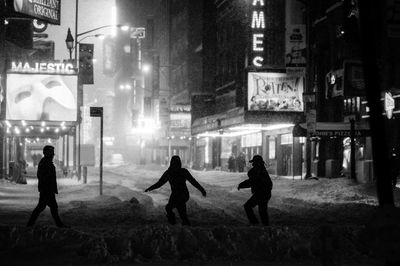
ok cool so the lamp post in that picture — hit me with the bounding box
[65,28,74,60]
[66,23,130,180]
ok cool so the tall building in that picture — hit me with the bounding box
[153,0,205,166]
[192,0,306,175]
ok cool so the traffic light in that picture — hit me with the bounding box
[79,43,94,84]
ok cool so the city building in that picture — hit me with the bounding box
[192,0,306,176]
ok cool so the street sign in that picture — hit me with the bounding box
[90,107,103,117]
[130,27,146,39]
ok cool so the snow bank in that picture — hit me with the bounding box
[0,224,372,264]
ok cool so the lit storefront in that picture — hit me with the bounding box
[1,61,79,178]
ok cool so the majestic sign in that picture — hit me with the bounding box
[6,73,77,121]
[13,0,61,25]
[247,72,304,112]
[10,61,75,74]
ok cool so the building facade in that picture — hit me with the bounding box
[192,0,306,176]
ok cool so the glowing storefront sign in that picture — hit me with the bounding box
[10,62,75,74]
[248,72,304,112]
[251,0,265,67]
[6,73,78,121]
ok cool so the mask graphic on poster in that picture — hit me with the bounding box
[6,74,77,121]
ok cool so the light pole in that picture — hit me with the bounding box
[66,21,130,179]
[65,28,74,60]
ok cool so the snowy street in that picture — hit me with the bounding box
[1,164,399,265]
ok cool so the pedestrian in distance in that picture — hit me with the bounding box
[238,155,273,226]
[27,145,69,228]
[145,155,207,226]
[237,152,246,172]
[228,153,236,172]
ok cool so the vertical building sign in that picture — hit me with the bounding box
[249,0,285,68]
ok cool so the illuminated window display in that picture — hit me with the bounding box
[6,73,78,121]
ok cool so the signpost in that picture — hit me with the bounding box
[90,107,103,195]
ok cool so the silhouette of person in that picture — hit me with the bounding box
[389,148,400,188]
[27,145,68,228]
[145,155,206,225]
[228,153,236,172]
[238,155,273,226]
[237,152,246,172]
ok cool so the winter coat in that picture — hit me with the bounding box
[37,157,58,194]
[147,168,206,201]
[238,165,272,197]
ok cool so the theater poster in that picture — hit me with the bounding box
[247,72,304,112]
[6,73,78,121]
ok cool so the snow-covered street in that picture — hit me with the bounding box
[1,164,400,265]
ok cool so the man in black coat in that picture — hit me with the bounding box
[145,155,206,225]
[238,155,273,226]
[27,145,68,228]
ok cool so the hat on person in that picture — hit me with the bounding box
[249,155,264,163]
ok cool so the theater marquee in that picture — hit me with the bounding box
[247,72,304,112]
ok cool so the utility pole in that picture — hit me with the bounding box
[359,0,394,206]
[0,0,6,178]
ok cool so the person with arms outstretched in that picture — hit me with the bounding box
[27,145,69,228]
[238,155,272,226]
[145,156,206,226]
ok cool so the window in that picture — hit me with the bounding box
[269,136,276,160]
[281,134,293,145]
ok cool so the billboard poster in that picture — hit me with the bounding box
[6,73,77,121]
[286,24,306,67]
[247,72,304,112]
[13,0,61,25]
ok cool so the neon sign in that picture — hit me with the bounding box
[10,62,75,74]
[251,0,265,67]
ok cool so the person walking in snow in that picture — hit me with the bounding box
[237,155,272,226]
[27,145,69,228]
[145,155,206,226]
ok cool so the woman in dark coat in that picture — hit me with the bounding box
[238,155,273,226]
[145,156,206,225]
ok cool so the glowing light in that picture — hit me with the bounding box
[253,34,264,51]
[252,0,265,5]
[60,121,66,127]
[40,128,44,133]
[5,121,11,128]
[251,11,265,29]
[229,124,294,131]
[142,64,151,73]
[253,57,264,67]
[205,137,209,164]
[41,121,46,127]
[55,128,59,133]
[46,127,50,131]
[14,127,21,135]
[21,120,27,127]
[25,128,30,133]
[198,130,261,138]
[120,25,130,31]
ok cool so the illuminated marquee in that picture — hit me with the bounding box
[10,62,75,74]
[251,0,265,68]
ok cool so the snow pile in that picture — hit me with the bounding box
[0,224,372,264]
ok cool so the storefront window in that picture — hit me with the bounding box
[281,134,293,145]
[269,137,276,160]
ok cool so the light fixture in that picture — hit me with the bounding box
[65,28,74,60]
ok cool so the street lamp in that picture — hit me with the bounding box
[65,28,74,60]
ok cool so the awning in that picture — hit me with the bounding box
[293,122,371,137]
